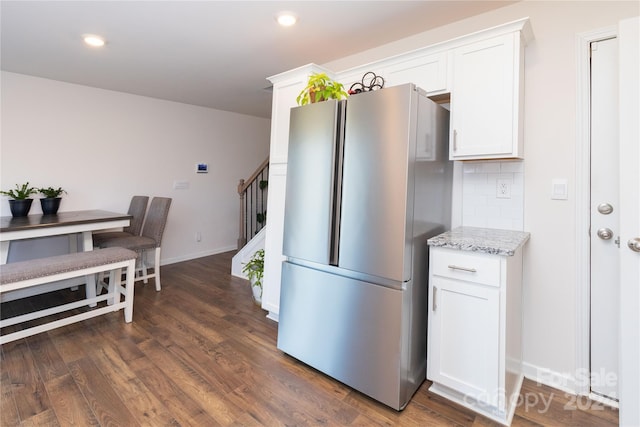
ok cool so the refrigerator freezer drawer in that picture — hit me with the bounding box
[277,261,423,410]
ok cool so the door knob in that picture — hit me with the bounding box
[597,203,614,215]
[597,228,614,240]
[628,238,640,253]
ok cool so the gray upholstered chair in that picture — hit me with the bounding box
[97,197,172,291]
[93,195,149,246]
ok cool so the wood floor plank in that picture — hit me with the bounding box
[19,409,61,427]
[46,320,104,364]
[133,308,246,394]
[132,363,224,427]
[1,370,20,427]
[1,340,51,422]
[45,374,99,426]
[139,297,230,344]
[67,356,141,426]
[25,332,68,382]
[0,251,620,426]
[88,342,179,426]
[136,338,245,425]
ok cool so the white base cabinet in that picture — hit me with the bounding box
[427,246,524,425]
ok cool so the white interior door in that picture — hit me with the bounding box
[589,37,619,401]
[617,16,640,426]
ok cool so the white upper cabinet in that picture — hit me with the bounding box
[449,31,526,160]
[268,64,333,165]
[384,51,449,95]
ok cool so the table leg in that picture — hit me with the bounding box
[69,235,80,290]
[1,241,9,264]
[82,231,97,307]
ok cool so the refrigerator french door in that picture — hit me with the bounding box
[277,83,452,410]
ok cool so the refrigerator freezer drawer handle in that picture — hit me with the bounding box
[433,286,437,311]
[447,264,477,273]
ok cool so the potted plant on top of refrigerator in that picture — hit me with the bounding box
[296,72,349,106]
[0,182,39,217]
[38,186,67,215]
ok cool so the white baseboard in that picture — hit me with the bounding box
[265,311,279,322]
[161,245,237,266]
[522,361,578,395]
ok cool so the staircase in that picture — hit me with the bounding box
[236,157,269,249]
[232,157,269,279]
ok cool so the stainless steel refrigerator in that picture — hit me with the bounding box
[277,83,453,410]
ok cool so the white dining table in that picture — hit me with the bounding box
[0,210,131,303]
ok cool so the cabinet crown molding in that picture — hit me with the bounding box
[336,17,532,80]
[268,63,335,86]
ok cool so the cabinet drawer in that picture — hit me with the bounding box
[431,248,501,287]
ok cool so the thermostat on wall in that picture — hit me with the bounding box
[196,163,208,173]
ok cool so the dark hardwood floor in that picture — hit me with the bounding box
[1,251,619,426]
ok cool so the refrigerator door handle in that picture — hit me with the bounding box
[329,101,346,266]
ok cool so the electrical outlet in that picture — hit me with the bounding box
[496,179,511,199]
[195,232,201,242]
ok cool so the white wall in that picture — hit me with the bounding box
[325,1,638,391]
[1,71,270,264]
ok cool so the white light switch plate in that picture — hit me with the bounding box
[551,179,568,200]
[173,180,190,190]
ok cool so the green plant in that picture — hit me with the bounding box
[0,182,38,200]
[242,249,264,289]
[296,72,349,106]
[39,186,67,198]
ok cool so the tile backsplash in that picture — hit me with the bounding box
[460,160,524,231]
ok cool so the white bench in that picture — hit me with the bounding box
[0,247,137,345]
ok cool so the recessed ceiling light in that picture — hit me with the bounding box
[276,12,297,27]
[83,34,106,47]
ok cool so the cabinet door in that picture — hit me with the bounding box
[428,276,500,407]
[385,51,448,94]
[450,33,521,160]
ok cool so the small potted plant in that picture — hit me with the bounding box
[296,72,349,106]
[242,249,264,304]
[38,186,67,215]
[0,182,38,217]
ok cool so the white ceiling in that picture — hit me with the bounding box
[1,1,514,118]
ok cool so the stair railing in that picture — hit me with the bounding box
[237,157,269,249]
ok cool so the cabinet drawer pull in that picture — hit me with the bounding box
[433,286,437,311]
[453,129,458,152]
[447,264,477,273]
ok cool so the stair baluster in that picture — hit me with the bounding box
[237,157,269,249]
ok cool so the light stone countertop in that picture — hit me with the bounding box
[427,226,530,256]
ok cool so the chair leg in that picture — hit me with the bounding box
[154,247,161,291]
[141,251,149,284]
